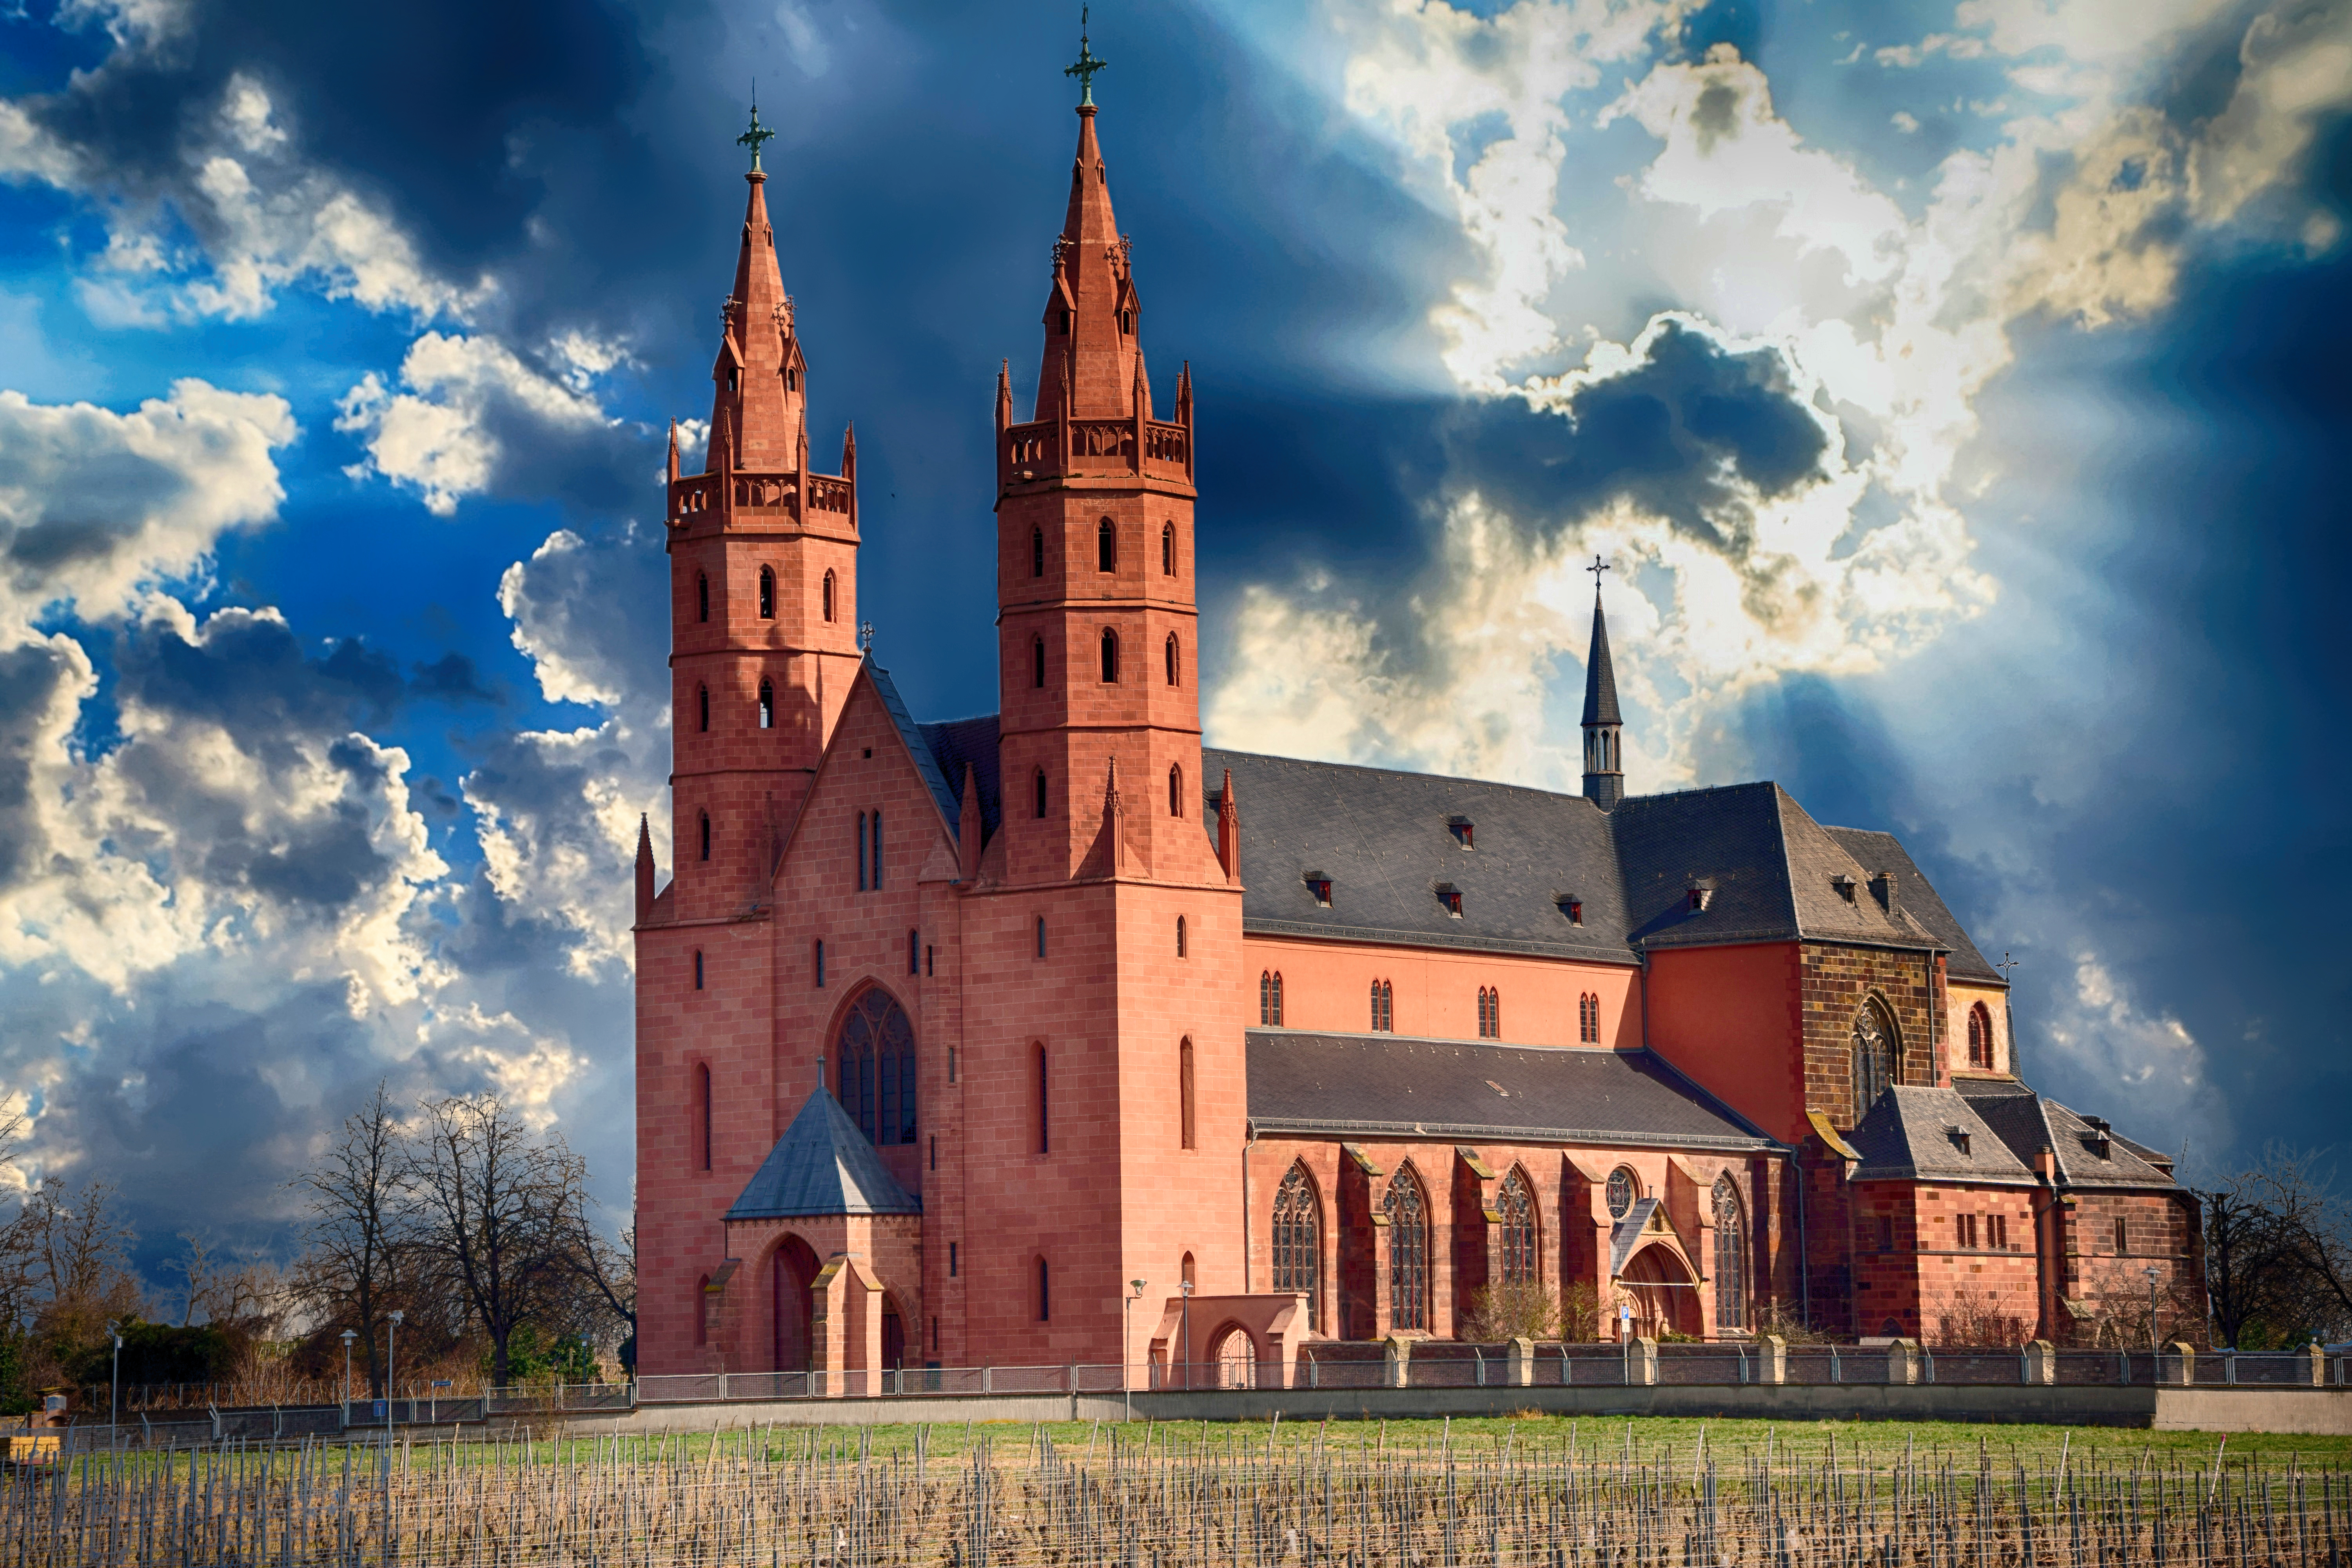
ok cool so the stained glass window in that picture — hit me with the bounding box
[1713,1176,1746,1331]
[1385,1166,1427,1331]
[1498,1168,1537,1286]
[836,988,918,1145]
[1271,1164,1319,1328]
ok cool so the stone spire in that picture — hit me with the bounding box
[1580,556,1624,810]
[1033,86,1142,422]
[705,106,808,475]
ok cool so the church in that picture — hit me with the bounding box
[631,64,2203,1385]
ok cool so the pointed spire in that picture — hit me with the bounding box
[1580,556,1625,810]
[1215,766,1239,886]
[666,419,680,485]
[706,109,804,476]
[1032,58,1138,423]
[634,813,656,926]
[1174,361,1192,427]
[996,359,1014,435]
[1103,755,1125,872]
[958,764,983,884]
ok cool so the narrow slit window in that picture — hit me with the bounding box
[871,809,882,888]
[757,679,773,729]
[1035,916,1047,960]
[1179,1036,1196,1150]
[694,1062,711,1172]
[1031,527,1045,577]
[1100,628,1118,683]
[1161,522,1175,576]
[696,572,709,623]
[1165,633,1180,687]
[693,950,704,991]
[822,569,837,623]
[1032,635,1047,689]
[1097,517,1116,573]
[857,812,867,891]
[1169,764,1183,818]
[909,928,920,976]
[813,940,825,987]
[1037,1257,1051,1320]
[1176,915,1187,958]
[1034,769,1048,819]
[697,684,710,733]
[698,812,711,862]
[1035,1044,1050,1154]
[759,566,776,619]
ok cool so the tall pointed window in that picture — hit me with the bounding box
[757,679,773,729]
[1178,1036,1196,1150]
[1384,1165,1428,1331]
[1713,1176,1748,1330]
[1175,916,1187,958]
[1498,1167,1537,1285]
[1035,1043,1051,1154]
[759,566,776,619]
[822,570,836,623]
[1161,521,1176,575]
[1851,995,1898,1118]
[696,572,709,623]
[1168,763,1183,818]
[1578,993,1600,1044]
[1478,987,1502,1039]
[698,811,710,862]
[1165,633,1180,687]
[1100,628,1118,683]
[1097,517,1116,572]
[1032,635,1047,689]
[697,684,710,733]
[1034,769,1048,818]
[1035,916,1047,960]
[1259,970,1283,1026]
[1032,526,1045,577]
[1967,1002,1994,1069]
[835,987,918,1145]
[1370,979,1392,1033]
[1271,1164,1320,1329]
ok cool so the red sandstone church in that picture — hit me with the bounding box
[632,70,2203,1385]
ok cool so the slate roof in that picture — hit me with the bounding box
[916,714,1002,840]
[1822,827,2000,981]
[1247,1031,1779,1152]
[1952,1078,2181,1191]
[1609,1197,1662,1275]
[866,661,964,834]
[1847,1085,2038,1185]
[725,1089,922,1221]
[1581,596,1621,727]
[1203,749,1635,963]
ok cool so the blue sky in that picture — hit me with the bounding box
[0,0,2345,1283]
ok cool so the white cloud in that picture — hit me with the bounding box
[2039,951,2225,1147]
[337,332,612,515]
[0,379,295,637]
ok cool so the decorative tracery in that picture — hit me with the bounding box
[1498,1167,1537,1286]
[1271,1164,1320,1328]
[836,987,917,1146]
[1851,995,1898,1116]
[1713,1176,1747,1330]
[1385,1165,1428,1331]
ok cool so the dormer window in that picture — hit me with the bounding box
[1559,897,1584,927]
[1448,816,1474,850]
[1947,1125,1972,1157]
[1305,872,1332,908]
[1688,883,1715,911]
[1436,883,1463,918]
[1833,873,1857,902]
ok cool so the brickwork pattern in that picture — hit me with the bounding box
[1799,943,1938,1129]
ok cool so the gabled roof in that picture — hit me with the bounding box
[725,1089,922,1221]
[1247,1031,1779,1152]
[1609,1197,1662,1275]
[1204,749,1635,962]
[1847,1085,2038,1185]
[1953,1077,2181,1191]
[866,661,962,834]
[1822,826,2000,981]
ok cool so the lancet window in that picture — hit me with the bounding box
[1851,996,1898,1117]
[1498,1167,1537,1286]
[1385,1165,1428,1331]
[1271,1164,1320,1328]
[1713,1176,1748,1331]
[835,987,918,1146]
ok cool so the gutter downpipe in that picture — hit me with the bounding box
[1242,1120,1258,1294]
[1795,1142,1812,1332]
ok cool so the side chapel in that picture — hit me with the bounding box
[632,61,2202,1385]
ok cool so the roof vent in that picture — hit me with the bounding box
[1832,873,1858,902]
[1946,1124,1972,1157]
[1434,882,1464,918]
[1303,870,1333,908]
[1446,815,1474,850]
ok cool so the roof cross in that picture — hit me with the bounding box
[859,621,877,655]
[1996,951,2020,984]
[1586,553,1611,593]
[1065,7,1108,107]
[737,100,775,172]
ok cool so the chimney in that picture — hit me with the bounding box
[1870,870,1898,911]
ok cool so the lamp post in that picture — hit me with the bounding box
[339,1328,357,1419]
[386,1309,404,1443]
[1124,1279,1146,1419]
[2145,1265,2161,1353]
[1179,1279,1193,1391]
[106,1321,122,1446]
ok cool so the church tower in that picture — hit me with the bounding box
[662,107,862,920]
[1581,559,1624,809]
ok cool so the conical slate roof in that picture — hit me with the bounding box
[724,1089,921,1221]
[1581,593,1621,727]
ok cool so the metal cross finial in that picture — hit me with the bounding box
[738,99,776,172]
[1587,553,1612,592]
[1996,951,2020,984]
[1065,6,1108,107]
[859,621,877,654]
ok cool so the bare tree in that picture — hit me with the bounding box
[2200,1172,2296,1348]
[407,1096,584,1387]
[556,1195,636,1357]
[289,1083,411,1397]
[2247,1150,2352,1341]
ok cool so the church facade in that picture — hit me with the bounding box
[632,89,2203,1384]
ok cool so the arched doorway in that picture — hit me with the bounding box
[1619,1243,1697,1339]
[1211,1324,1256,1388]
[881,1294,906,1372]
[771,1236,821,1374]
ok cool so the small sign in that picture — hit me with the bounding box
[430,1380,452,1389]
[371,1400,387,1419]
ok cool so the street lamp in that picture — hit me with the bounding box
[2145,1265,2161,1354]
[1179,1279,1194,1391]
[339,1328,358,1416]
[1124,1279,1146,1419]
[386,1310,404,1443]
[105,1321,122,1445]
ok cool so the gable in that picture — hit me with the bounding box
[776,659,960,884]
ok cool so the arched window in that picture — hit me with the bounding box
[856,811,867,891]
[1579,993,1600,1044]
[821,570,836,622]
[1100,628,1118,683]
[1165,633,1180,687]
[1851,995,1898,1118]
[1032,635,1047,689]
[759,566,776,619]
[1259,970,1283,1026]
[1385,1165,1428,1331]
[757,679,773,729]
[1176,916,1187,958]
[1967,1002,1994,1069]
[1370,979,1392,1033]
[1161,521,1176,576]
[698,811,711,862]
[908,928,920,976]
[835,987,919,1146]
[1606,1165,1637,1220]
[1035,1043,1051,1154]
[1097,517,1116,572]
[694,1062,711,1172]
[696,572,709,623]
[1713,1176,1748,1331]
[1169,763,1183,818]
[1035,915,1047,960]
[1178,1036,1196,1150]
[1478,987,1501,1039]
[1271,1163,1321,1328]
[1031,527,1045,577]
[697,684,710,733]
[693,950,704,990]
[1498,1167,1537,1286]
[1181,1251,1196,1290]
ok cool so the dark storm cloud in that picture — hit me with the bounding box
[114,612,405,740]
[1446,317,1833,552]
[0,637,81,885]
